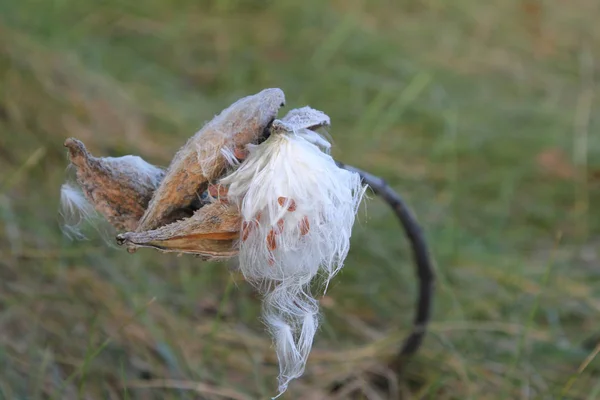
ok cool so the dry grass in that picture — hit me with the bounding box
[0,0,599,398]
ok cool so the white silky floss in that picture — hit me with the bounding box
[59,154,164,240]
[59,182,100,240]
[221,108,366,396]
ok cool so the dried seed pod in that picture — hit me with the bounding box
[136,88,285,231]
[273,106,330,132]
[116,202,241,259]
[63,138,165,232]
[271,107,332,151]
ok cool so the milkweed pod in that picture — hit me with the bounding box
[136,88,286,231]
[272,106,332,151]
[116,201,241,260]
[61,138,165,233]
[274,106,330,132]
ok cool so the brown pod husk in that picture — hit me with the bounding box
[136,88,285,232]
[64,138,165,231]
[117,201,241,259]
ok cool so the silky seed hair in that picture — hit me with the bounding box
[59,181,101,240]
[220,114,366,396]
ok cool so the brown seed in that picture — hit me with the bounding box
[241,220,256,241]
[241,221,250,241]
[275,218,285,234]
[277,197,297,212]
[234,147,249,160]
[208,184,228,198]
[266,229,277,251]
[299,216,310,236]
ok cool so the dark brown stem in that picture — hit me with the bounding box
[336,161,435,367]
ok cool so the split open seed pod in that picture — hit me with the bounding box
[59,89,434,399]
[61,138,165,232]
[135,88,285,231]
[116,201,240,260]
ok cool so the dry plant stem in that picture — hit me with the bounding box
[336,161,435,366]
[64,138,165,231]
[136,88,285,231]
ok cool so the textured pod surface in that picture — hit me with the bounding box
[64,138,165,231]
[117,202,241,259]
[274,106,330,132]
[273,107,332,150]
[136,88,286,231]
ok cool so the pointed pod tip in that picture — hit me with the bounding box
[257,88,286,112]
[64,138,90,164]
[116,233,138,253]
[64,137,84,150]
[115,233,128,246]
[261,88,285,105]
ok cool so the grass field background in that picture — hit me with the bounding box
[1,0,599,398]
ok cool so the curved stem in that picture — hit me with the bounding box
[337,161,435,365]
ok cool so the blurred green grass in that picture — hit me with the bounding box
[1,0,599,398]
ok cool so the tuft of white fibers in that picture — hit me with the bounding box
[196,134,229,175]
[59,182,101,240]
[220,127,366,396]
[220,145,241,167]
